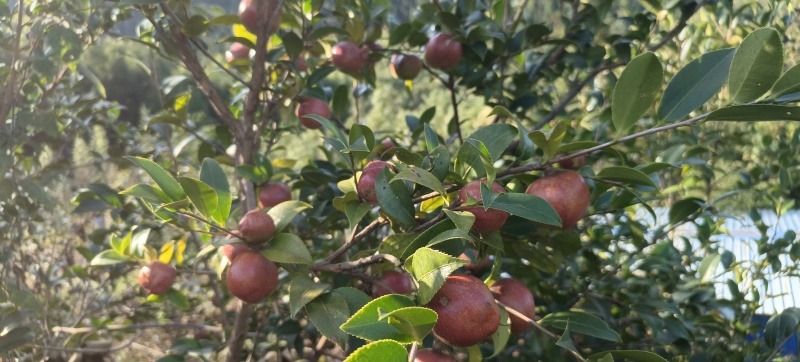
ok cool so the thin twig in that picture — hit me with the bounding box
[496,300,588,362]
[447,75,463,144]
[311,254,401,273]
[323,218,387,263]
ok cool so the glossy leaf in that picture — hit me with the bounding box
[379,306,438,343]
[267,201,313,233]
[658,48,735,123]
[376,168,415,226]
[595,167,657,188]
[405,247,467,305]
[120,184,171,204]
[289,276,331,316]
[729,28,783,103]
[178,177,218,221]
[539,311,621,342]
[262,233,313,264]
[340,294,417,343]
[125,157,186,201]
[612,52,663,132]
[588,351,669,362]
[392,167,448,204]
[342,339,407,362]
[306,293,350,348]
[89,249,130,266]
[529,121,567,161]
[200,158,231,224]
[488,308,511,358]
[769,62,800,99]
[165,289,190,310]
[490,193,561,227]
[705,105,800,122]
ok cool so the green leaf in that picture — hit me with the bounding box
[464,124,517,161]
[0,327,35,354]
[769,62,800,99]
[182,15,209,37]
[125,157,186,201]
[488,308,511,358]
[443,210,475,232]
[669,197,705,225]
[267,201,313,233]
[636,0,661,13]
[177,177,218,221]
[529,121,567,161]
[200,158,231,224]
[345,201,372,229]
[379,233,421,259]
[119,0,161,4]
[729,28,783,103]
[343,339,407,362]
[612,52,663,132]
[490,193,561,227]
[340,294,417,343]
[332,85,351,120]
[698,253,721,283]
[110,234,131,256]
[658,48,735,123]
[705,105,800,121]
[120,184,171,204]
[556,320,579,355]
[130,228,151,260]
[588,351,669,362]
[539,311,621,342]
[236,165,271,185]
[389,23,412,46]
[764,308,800,348]
[289,276,331,316]
[379,307,438,343]
[165,289,190,310]
[306,293,350,348]
[392,167,448,205]
[455,138,496,179]
[595,166,657,188]
[262,233,313,264]
[306,114,349,153]
[376,168,415,227]
[332,287,373,315]
[427,145,450,181]
[282,31,304,61]
[405,248,467,305]
[307,65,337,86]
[466,345,482,362]
[90,249,131,266]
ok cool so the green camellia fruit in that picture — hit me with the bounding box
[424,33,462,71]
[525,170,590,229]
[238,209,276,244]
[226,252,278,303]
[138,261,177,295]
[295,97,331,129]
[426,274,500,347]
[456,180,510,233]
[491,278,536,333]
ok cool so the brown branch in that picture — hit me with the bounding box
[0,0,25,126]
[496,300,588,362]
[52,323,222,335]
[448,75,463,144]
[311,254,401,273]
[323,218,386,263]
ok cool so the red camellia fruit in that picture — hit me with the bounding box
[424,33,462,71]
[238,209,276,244]
[458,248,492,274]
[331,41,367,74]
[138,261,177,295]
[557,154,586,170]
[426,274,500,347]
[414,349,456,362]
[225,43,250,63]
[525,170,590,229]
[491,278,536,334]
[372,270,414,297]
[456,180,510,233]
[226,252,279,303]
[239,0,282,35]
[390,54,423,80]
[295,97,331,129]
[221,231,251,262]
[357,160,394,205]
[258,182,291,208]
